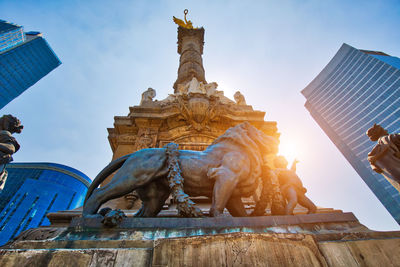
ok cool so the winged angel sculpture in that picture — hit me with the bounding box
[173,9,195,29]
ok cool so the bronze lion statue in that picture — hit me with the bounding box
[83,122,278,218]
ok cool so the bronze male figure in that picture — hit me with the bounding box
[0,115,23,190]
[273,156,317,215]
[367,124,400,183]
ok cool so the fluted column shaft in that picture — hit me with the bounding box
[173,27,206,92]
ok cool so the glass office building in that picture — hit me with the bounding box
[302,43,400,224]
[0,20,24,53]
[0,20,61,109]
[0,163,91,245]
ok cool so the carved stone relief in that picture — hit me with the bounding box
[175,94,219,132]
[135,128,158,150]
[116,134,136,145]
[165,134,216,151]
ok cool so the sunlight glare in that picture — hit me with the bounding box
[278,133,308,168]
[278,142,298,167]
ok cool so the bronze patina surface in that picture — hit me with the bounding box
[274,156,317,215]
[83,122,279,218]
[0,114,23,190]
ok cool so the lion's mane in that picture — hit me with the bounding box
[208,123,277,191]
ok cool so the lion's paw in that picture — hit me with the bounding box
[101,209,127,227]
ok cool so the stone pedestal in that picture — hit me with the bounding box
[1,212,400,266]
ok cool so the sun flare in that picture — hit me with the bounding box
[278,142,298,166]
[277,133,309,167]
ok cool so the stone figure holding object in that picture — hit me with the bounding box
[366,124,400,183]
[0,115,23,190]
[273,156,317,215]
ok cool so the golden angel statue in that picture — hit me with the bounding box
[173,9,194,29]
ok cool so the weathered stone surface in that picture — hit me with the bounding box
[152,233,328,266]
[2,229,400,266]
[0,250,92,267]
[0,249,152,267]
[113,249,152,267]
[319,238,400,266]
[88,249,117,267]
[50,250,93,267]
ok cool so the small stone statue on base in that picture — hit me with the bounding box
[140,88,156,106]
[367,124,400,183]
[0,115,23,190]
[234,91,246,105]
[273,156,317,215]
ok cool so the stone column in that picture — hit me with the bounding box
[173,27,206,92]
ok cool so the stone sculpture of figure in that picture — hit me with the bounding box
[177,80,218,96]
[234,91,246,105]
[366,124,400,183]
[140,88,156,105]
[186,77,207,94]
[0,115,23,190]
[176,83,189,95]
[273,156,317,215]
[205,82,218,97]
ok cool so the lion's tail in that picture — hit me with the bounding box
[84,154,132,204]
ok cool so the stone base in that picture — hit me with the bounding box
[2,231,400,266]
[70,212,358,229]
[1,212,400,266]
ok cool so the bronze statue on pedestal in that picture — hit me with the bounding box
[83,122,279,219]
[367,124,400,183]
[273,156,317,215]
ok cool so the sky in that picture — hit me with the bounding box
[1,0,400,231]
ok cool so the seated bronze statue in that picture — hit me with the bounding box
[273,156,316,215]
[83,122,279,218]
[367,124,400,183]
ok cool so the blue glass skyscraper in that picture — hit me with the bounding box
[302,43,400,224]
[0,163,91,246]
[0,20,24,53]
[0,19,61,109]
